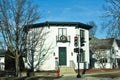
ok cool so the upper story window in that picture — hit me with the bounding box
[80,30,85,38]
[56,28,70,42]
[58,28,67,36]
[111,47,115,54]
[80,30,85,46]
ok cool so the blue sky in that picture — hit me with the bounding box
[34,0,107,38]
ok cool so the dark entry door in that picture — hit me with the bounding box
[59,47,67,65]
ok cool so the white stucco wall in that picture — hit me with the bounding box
[0,57,5,70]
[25,25,90,71]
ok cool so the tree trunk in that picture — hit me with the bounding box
[31,49,34,72]
[15,52,20,77]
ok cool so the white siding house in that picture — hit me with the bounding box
[90,38,120,69]
[0,50,5,70]
[24,21,92,71]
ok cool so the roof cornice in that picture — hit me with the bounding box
[24,21,92,31]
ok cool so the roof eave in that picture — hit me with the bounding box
[24,21,92,31]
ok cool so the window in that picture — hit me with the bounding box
[58,28,67,36]
[111,47,115,54]
[57,28,68,42]
[57,28,70,42]
[100,58,107,63]
[80,30,85,38]
[80,50,85,62]
[77,50,85,63]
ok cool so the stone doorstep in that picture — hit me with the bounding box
[59,67,76,76]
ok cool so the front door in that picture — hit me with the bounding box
[59,47,67,65]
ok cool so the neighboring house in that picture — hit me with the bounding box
[90,38,120,69]
[24,21,92,71]
[116,40,120,68]
[0,49,5,70]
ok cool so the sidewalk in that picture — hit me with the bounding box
[54,76,83,80]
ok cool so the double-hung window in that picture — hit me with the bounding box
[58,28,67,37]
[57,28,71,42]
[77,50,85,62]
[80,50,85,62]
[58,28,67,41]
[80,30,85,38]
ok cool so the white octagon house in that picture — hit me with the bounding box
[24,21,92,71]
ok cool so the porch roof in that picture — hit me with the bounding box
[24,21,92,31]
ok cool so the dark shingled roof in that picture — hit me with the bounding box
[0,49,6,57]
[24,21,92,31]
[90,38,114,49]
[116,39,120,48]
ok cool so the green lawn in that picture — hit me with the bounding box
[0,76,61,80]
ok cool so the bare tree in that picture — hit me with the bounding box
[102,0,120,39]
[93,49,108,68]
[87,21,97,38]
[0,0,40,76]
[25,27,52,72]
[90,38,108,68]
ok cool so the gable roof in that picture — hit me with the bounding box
[24,21,92,31]
[90,38,114,49]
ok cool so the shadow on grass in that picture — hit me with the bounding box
[0,76,27,80]
[0,76,61,80]
[25,76,61,80]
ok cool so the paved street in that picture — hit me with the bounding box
[53,74,119,80]
[54,76,113,80]
[54,76,83,80]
